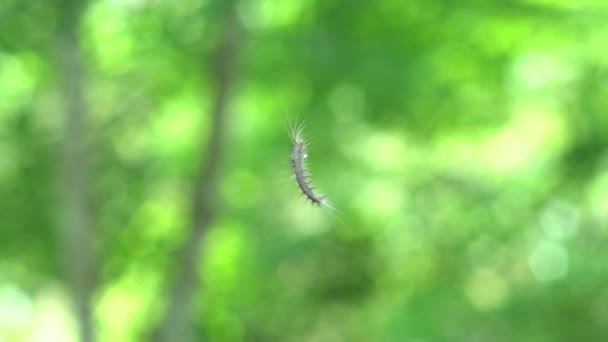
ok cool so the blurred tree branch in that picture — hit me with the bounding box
[56,0,97,341]
[152,3,244,341]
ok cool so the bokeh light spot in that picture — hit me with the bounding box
[528,240,569,282]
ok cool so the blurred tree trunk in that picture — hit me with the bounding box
[152,4,243,342]
[57,0,97,341]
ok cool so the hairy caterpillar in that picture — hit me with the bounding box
[286,121,350,229]
[288,123,330,207]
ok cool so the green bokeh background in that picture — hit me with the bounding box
[2,0,608,341]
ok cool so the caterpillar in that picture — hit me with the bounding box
[288,123,330,207]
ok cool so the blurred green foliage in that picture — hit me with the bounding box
[2,0,608,341]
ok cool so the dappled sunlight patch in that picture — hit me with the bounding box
[238,0,309,29]
[587,25,608,64]
[133,186,186,242]
[0,284,33,338]
[232,88,278,145]
[85,1,136,74]
[0,53,37,114]
[334,123,411,177]
[435,104,566,178]
[361,132,408,173]
[111,88,208,170]
[152,92,203,159]
[202,224,248,294]
[433,49,576,181]
[96,270,162,342]
[111,123,150,164]
[28,286,77,342]
[511,50,579,94]
[473,17,531,57]
[465,268,509,312]
[353,180,405,227]
[200,223,251,342]
[480,104,566,175]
